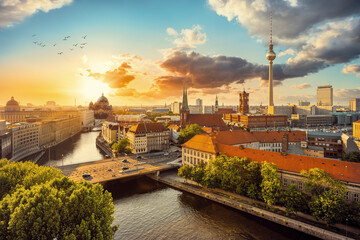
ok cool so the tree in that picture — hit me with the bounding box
[112,138,131,154]
[343,151,360,163]
[191,162,206,184]
[178,124,205,144]
[282,184,308,215]
[301,168,347,224]
[178,164,193,182]
[0,159,117,239]
[260,162,283,206]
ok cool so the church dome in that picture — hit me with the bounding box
[6,96,19,106]
[97,93,109,104]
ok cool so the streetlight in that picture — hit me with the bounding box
[346,218,348,239]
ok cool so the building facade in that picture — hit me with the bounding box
[307,132,342,159]
[102,121,119,143]
[9,123,40,162]
[127,122,170,154]
[350,98,360,112]
[224,114,288,128]
[317,85,333,106]
[182,135,360,202]
[0,120,11,159]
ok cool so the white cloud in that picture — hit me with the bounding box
[342,64,360,77]
[290,83,311,89]
[0,0,72,28]
[167,25,207,49]
[335,87,360,99]
[278,48,295,57]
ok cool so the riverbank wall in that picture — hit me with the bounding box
[148,173,355,240]
[96,137,114,157]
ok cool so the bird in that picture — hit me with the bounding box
[58,52,63,55]
[33,41,38,44]
[63,38,67,41]
[41,44,46,47]
[82,35,87,39]
[81,42,87,45]
[32,34,36,37]
[69,48,74,51]
[73,43,78,47]
[80,46,84,49]
[53,44,57,47]
[66,36,70,38]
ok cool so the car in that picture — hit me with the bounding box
[137,156,142,159]
[105,155,110,158]
[177,155,182,158]
[107,169,113,172]
[82,173,91,178]
[175,150,180,152]
[164,153,169,156]
[122,159,128,163]
[122,166,129,170]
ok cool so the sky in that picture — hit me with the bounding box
[0,0,360,107]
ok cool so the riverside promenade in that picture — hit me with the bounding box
[148,171,359,240]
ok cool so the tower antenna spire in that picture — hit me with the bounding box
[270,11,272,45]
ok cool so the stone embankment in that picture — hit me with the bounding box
[148,173,356,240]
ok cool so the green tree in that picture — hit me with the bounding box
[112,138,131,154]
[343,151,360,163]
[260,162,283,206]
[191,162,206,184]
[282,184,308,215]
[301,168,347,224]
[0,159,117,239]
[178,124,205,144]
[178,164,193,182]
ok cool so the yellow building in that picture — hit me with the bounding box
[101,121,119,143]
[353,120,360,139]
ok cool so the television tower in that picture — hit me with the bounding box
[266,11,276,114]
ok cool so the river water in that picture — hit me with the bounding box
[40,132,317,240]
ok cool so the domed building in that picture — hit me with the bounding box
[5,96,20,112]
[89,93,113,119]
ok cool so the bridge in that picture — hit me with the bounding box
[64,156,180,184]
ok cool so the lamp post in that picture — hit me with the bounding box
[346,218,348,239]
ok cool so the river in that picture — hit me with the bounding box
[40,132,317,240]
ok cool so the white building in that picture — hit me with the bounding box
[317,85,333,106]
[80,110,95,128]
[170,102,181,114]
[9,123,40,162]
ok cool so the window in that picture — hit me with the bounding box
[283,179,287,186]
[346,192,349,200]
[355,193,359,202]
[298,182,303,190]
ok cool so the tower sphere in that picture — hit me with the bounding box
[266,48,276,61]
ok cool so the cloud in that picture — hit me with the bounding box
[278,48,295,57]
[208,0,360,44]
[88,62,135,88]
[342,64,360,77]
[335,87,360,99]
[0,0,72,28]
[206,1,360,90]
[291,83,311,89]
[158,51,325,90]
[166,25,207,50]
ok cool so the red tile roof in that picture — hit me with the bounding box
[182,134,218,154]
[129,122,169,134]
[185,114,227,128]
[215,108,236,115]
[212,130,305,145]
[217,143,360,184]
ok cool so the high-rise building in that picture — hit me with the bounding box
[196,98,203,107]
[239,90,249,114]
[266,12,276,114]
[350,98,360,112]
[298,100,310,106]
[317,85,333,106]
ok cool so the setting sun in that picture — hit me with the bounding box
[81,77,111,101]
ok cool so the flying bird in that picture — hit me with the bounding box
[73,43,78,47]
[63,38,67,41]
[82,35,87,39]
[41,44,46,47]
[32,34,36,37]
[53,44,57,47]
[58,52,63,55]
[33,41,38,44]
[69,48,74,51]
[81,42,87,45]
[80,46,84,49]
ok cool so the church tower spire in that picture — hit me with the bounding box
[180,82,190,126]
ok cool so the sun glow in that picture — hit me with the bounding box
[81,77,111,101]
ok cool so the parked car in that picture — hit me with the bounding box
[164,153,169,156]
[175,150,180,152]
[137,156,142,159]
[122,166,129,170]
[107,169,113,172]
[122,159,128,163]
[82,173,91,178]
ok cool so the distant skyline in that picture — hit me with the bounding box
[1,0,360,106]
